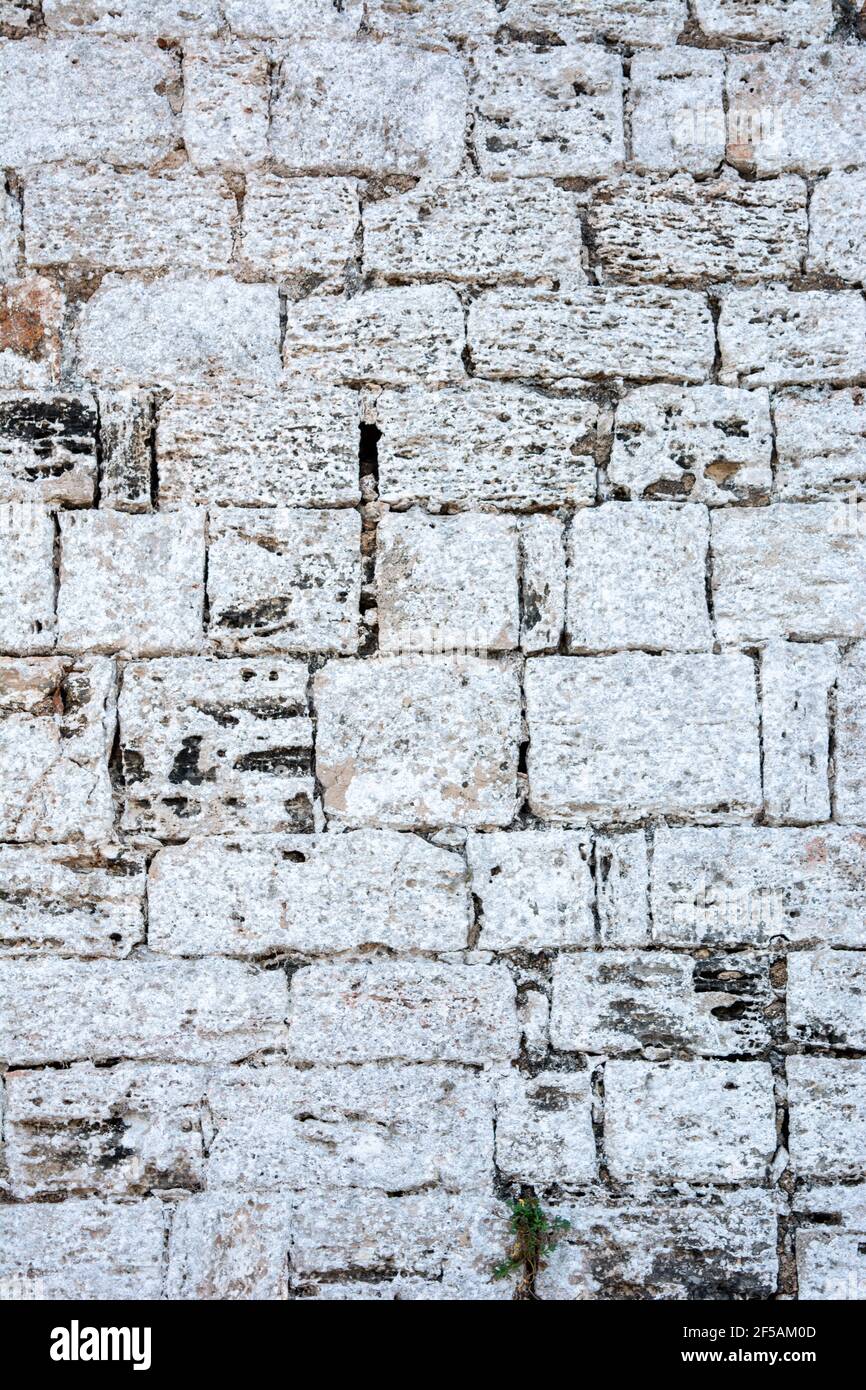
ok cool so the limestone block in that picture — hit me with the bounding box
[0,277,63,388]
[0,1200,164,1300]
[761,641,836,824]
[520,514,566,652]
[0,843,145,957]
[182,41,269,172]
[774,389,866,501]
[495,1070,596,1185]
[718,287,866,388]
[787,1057,866,1178]
[630,49,725,175]
[693,0,832,42]
[836,642,866,822]
[0,502,55,653]
[466,829,594,950]
[166,1192,295,1300]
[0,392,97,506]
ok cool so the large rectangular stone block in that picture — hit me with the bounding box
[809,170,866,285]
[495,1070,596,1186]
[497,0,687,46]
[787,950,866,1051]
[166,1191,295,1301]
[761,641,835,824]
[718,287,866,388]
[774,389,866,500]
[241,174,358,279]
[0,393,97,506]
[44,0,221,35]
[0,843,145,957]
[693,0,832,42]
[787,1057,866,1178]
[0,1200,165,1300]
[467,830,594,950]
[182,41,269,172]
[0,502,55,653]
[630,49,725,175]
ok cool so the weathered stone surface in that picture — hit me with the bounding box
[591,174,806,285]
[314,655,522,828]
[495,1070,596,1186]
[596,831,649,946]
[809,171,866,285]
[472,44,624,179]
[364,0,495,43]
[0,958,288,1064]
[271,41,466,180]
[792,1182,866,1229]
[225,0,363,38]
[157,386,359,508]
[693,0,833,42]
[761,641,836,825]
[167,1191,294,1300]
[0,656,115,842]
[118,657,314,837]
[0,503,55,653]
[711,504,866,643]
[718,287,866,388]
[288,960,519,1063]
[774,389,866,500]
[376,509,519,654]
[609,384,772,504]
[519,989,550,1062]
[566,503,711,652]
[375,383,598,510]
[0,38,175,169]
[241,175,358,278]
[468,287,714,384]
[182,42,269,172]
[605,1061,777,1182]
[0,277,63,388]
[787,951,866,1050]
[0,393,97,506]
[0,183,18,278]
[57,509,206,656]
[796,1231,866,1301]
[787,1057,866,1178]
[498,0,687,46]
[467,829,594,950]
[630,49,725,175]
[44,0,221,35]
[77,275,281,386]
[525,653,760,823]
[836,642,866,823]
[0,1200,164,1300]
[551,951,776,1056]
[207,507,361,655]
[282,285,464,386]
[365,177,583,285]
[149,830,470,955]
[0,843,145,957]
[520,514,565,652]
[98,390,152,512]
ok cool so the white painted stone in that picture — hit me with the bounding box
[836,642,866,823]
[787,1057,866,1178]
[498,0,687,46]
[44,0,221,35]
[793,1182,866,1230]
[0,392,97,507]
[774,389,866,501]
[495,1071,596,1185]
[0,1199,164,1299]
[596,831,649,946]
[0,182,18,278]
[467,829,594,950]
[797,1232,866,1301]
[520,514,565,652]
[241,175,358,278]
[787,950,866,1051]
[364,0,495,44]
[761,641,836,824]
[167,1192,295,1300]
[630,49,726,175]
[809,171,866,285]
[0,843,145,957]
[97,389,152,513]
[0,277,63,388]
[718,287,866,388]
[0,502,55,653]
[693,0,833,43]
[182,41,269,172]
[225,0,363,38]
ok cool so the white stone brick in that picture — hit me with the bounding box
[182,42,269,172]
[610,384,773,504]
[376,509,519,654]
[364,0,495,44]
[288,959,519,1063]
[761,641,836,824]
[0,843,145,957]
[0,1200,164,1300]
[207,507,361,655]
[0,392,97,507]
[787,1057,866,1178]
[0,276,63,388]
[57,509,206,657]
[836,642,866,823]
[797,1232,866,1301]
[711,504,866,643]
[473,44,624,179]
[605,1061,777,1182]
[0,503,54,653]
[375,383,598,510]
[630,49,725,175]
[271,41,467,180]
[567,503,712,653]
[225,0,363,37]
[149,830,470,955]
[468,287,714,384]
[96,390,151,514]
[809,171,866,285]
[788,950,866,1051]
[0,183,18,278]
[774,389,866,501]
[282,285,464,386]
[0,958,288,1064]
[596,830,649,945]
[526,653,760,823]
[498,0,687,47]
[495,1071,596,1185]
[314,655,522,828]
[718,287,866,388]
[693,0,833,42]
[467,829,594,950]
[166,1192,295,1300]
[44,0,221,35]
[77,275,282,386]
[241,175,358,278]
[118,657,314,838]
[0,1,33,35]
[364,177,583,285]
[793,1182,866,1230]
[520,514,565,652]
[519,988,550,1061]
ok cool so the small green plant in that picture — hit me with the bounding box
[492,1195,570,1298]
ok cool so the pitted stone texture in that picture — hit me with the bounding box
[519,989,550,1062]
[467,829,594,950]
[0,957,287,1065]
[761,641,836,825]
[797,1231,866,1302]
[0,656,115,842]
[727,46,866,176]
[44,0,221,34]
[182,42,269,172]
[376,509,519,654]
[793,1182,866,1230]
[472,44,624,179]
[809,172,866,286]
[836,642,866,823]
[283,285,464,386]
[651,825,866,948]
[0,843,145,958]
[204,1063,493,1190]
[711,504,866,643]
[375,383,598,510]
[0,393,96,506]
[787,1057,866,1178]
[693,0,833,42]
[536,1189,779,1300]
[526,653,760,824]
[605,1061,777,1182]
[0,277,63,388]
[0,184,18,278]
[98,390,152,513]
[5,1062,207,1198]
[630,50,725,176]
[0,1200,164,1300]
[495,1071,596,1186]
[315,655,522,828]
[520,514,565,652]
[288,960,519,1063]
[566,503,711,653]
[158,387,359,509]
[787,950,866,1051]
[225,0,363,38]
[241,176,358,278]
[469,288,714,384]
[718,287,866,389]
[271,41,466,180]
[0,503,55,653]
[77,276,281,386]
[365,177,583,285]
[149,831,470,956]
[591,174,806,286]
[498,0,686,46]
[551,951,776,1056]
[610,384,772,504]
[772,389,866,501]
[167,1192,295,1301]
[364,0,495,43]
[596,831,650,946]
[207,507,361,655]
[57,509,205,657]
[119,657,313,838]
[0,38,175,169]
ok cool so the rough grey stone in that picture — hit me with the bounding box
[241,175,358,279]
[630,49,725,175]
[0,392,97,507]
[467,829,594,950]
[796,1231,866,1301]
[0,502,55,653]
[693,0,833,43]
[0,1199,165,1300]
[495,1070,596,1185]
[166,1191,295,1301]
[520,514,566,652]
[0,843,145,958]
[787,950,866,1050]
[809,171,866,285]
[596,831,649,946]
[836,642,866,823]
[182,41,269,172]
[718,287,866,388]
[774,389,866,500]
[787,1057,866,1178]
[761,641,836,825]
